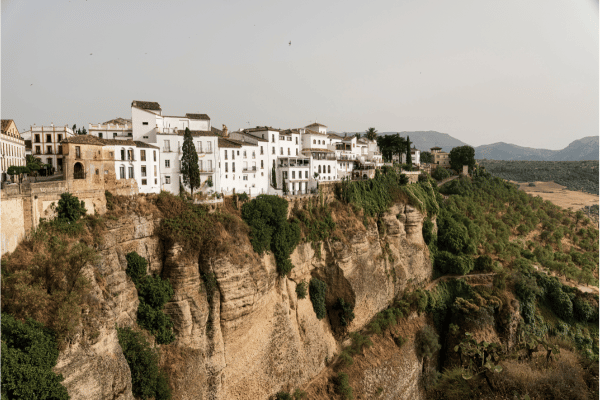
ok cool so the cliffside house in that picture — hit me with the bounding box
[431,146,450,168]
[1,119,26,182]
[21,124,76,173]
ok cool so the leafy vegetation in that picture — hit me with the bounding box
[478,160,599,195]
[117,327,171,400]
[1,314,69,400]
[431,166,451,181]
[125,252,175,344]
[449,145,476,173]
[295,280,307,299]
[180,127,201,195]
[334,372,354,400]
[309,278,327,320]
[241,195,301,276]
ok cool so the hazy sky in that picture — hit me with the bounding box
[2,0,598,149]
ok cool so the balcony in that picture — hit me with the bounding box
[199,168,214,174]
[242,166,257,173]
[162,147,173,152]
[198,148,213,154]
[46,150,53,155]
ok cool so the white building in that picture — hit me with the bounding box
[401,148,421,166]
[89,118,133,140]
[21,124,76,173]
[110,140,161,194]
[1,120,26,182]
[218,136,270,196]
[301,124,337,183]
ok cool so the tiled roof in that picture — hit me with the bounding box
[304,128,328,136]
[102,117,131,125]
[328,133,343,139]
[131,101,161,111]
[232,131,268,142]
[134,141,160,149]
[102,139,136,146]
[218,138,243,148]
[185,113,210,120]
[243,126,283,133]
[306,122,327,128]
[62,135,106,145]
[176,129,219,137]
[1,119,13,132]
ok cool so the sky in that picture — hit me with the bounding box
[2,0,598,150]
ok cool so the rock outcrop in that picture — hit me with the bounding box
[54,199,433,400]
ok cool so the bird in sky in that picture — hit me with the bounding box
[90,53,92,55]
[289,41,291,46]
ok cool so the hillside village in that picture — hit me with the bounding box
[0,100,457,200]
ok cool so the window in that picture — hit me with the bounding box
[232,151,235,160]
[243,175,248,181]
[113,133,117,138]
[272,134,275,142]
[261,160,264,169]
[305,171,308,178]
[47,158,52,166]
[224,150,228,160]
[292,171,295,179]
[280,148,283,155]
[165,176,171,184]
[272,147,275,154]
[260,146,264,155]
[225,162,228,172]
[35,134,40,143]
[46,134,51,142]
[35,146,41,154]
[296,149,298,156]
[153,151,156,161]
[318,165,322,173]
[99,133,103,139]
[207,142,212,152]
[128,167,134,178]
[243,151,247,158]
[75,146,81,158]
[121,149,125,160]
[287,148,290,155]
[197,142,202,152]
[143,122,148,125]
[164,140,170,152]
[328,165,331,174]
[287,137,291,141]
[232,163,235,172]
[208,160,212,171]
[141,166,147,177]
[252,151,255,158]
[295,138,298,145]
[57,134,62,142]
[142,179,147,185]
[155,178,157,184]
[141,150,146,161]
[243,161,247,171]
[109,151,113,158]
[154,166,157,176]
[128,149,134,160]
[199,160,203,171]
[120,166,125,179]
[283,171,288,179]
[47,146,52,154]
[237,151,240,156]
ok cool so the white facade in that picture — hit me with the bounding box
[1,120,26,181]
[21,125,75,172]
[218,137,269,196]
[111,140,161,194]
[89,118,133,140]
[401,149,421,166]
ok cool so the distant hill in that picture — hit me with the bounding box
[374,131,469,153]
[475,136,599,161]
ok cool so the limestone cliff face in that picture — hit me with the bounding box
[54,200,432,400]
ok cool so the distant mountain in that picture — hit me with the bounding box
[475,136,599,161]
[375,131,469,153]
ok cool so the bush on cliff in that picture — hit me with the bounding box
[117,327,171,400]
[309,278,327,320]
[125,252,175,345]
[57,192,87,222]
[1,313,69,400]
[241,195,300,276]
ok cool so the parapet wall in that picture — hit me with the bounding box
[1,178,138,255]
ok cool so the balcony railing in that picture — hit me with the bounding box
[163,147,172,152]
[197,148,213,154]
[242,167,257,173]
[199,168,214,173]
[46,150,53,155]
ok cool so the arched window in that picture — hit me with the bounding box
[74,162,85,179]
[318,165,321,174]
[313,139,316,144]
[327,165,331,174]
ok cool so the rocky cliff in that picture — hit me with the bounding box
[53,198,433,400]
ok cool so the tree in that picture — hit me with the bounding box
[180,127,200,196]
[72,124,76,133]
[421,151,433,164]
[449,145,476,173]
[376,134,407,163]
[365,127,378,141]
[271,166,277,188]
[405,135,412,169]
[57,192,87,222]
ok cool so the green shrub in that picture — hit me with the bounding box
[126,252,175,345]
[474,255,494,272]
[422,218,436,246]
[117,327,171,400]
[573,297,594,322]
[295,280,307,299]
[309,278,327,320]
[417,325,441,360]
[1,314,69,400]
[431,166,451,181]
[335,372,354,400]
[275,391,293,400]
[339,350,354,366]
[335,298,355,327]
[57,192,87,222]
[242,195,301,276]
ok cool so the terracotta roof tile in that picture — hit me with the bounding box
[102,117,131,125]
[185,113,210,120]
[133,141,159,149]
[1,119,13,132]
[306,122,327,128]
[131,101,161,111]
[218,138,243,148]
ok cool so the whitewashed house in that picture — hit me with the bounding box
[401,148,421,166]
[218,136,269,196]
[111,140,161,194]
[89,118,133,140]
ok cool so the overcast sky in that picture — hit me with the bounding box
[2,0,598,149]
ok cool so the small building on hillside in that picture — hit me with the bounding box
[431,146,450,168]
[21,124,76,173]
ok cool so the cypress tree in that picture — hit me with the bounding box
[181,127,201,195]
[406,135,412,169]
